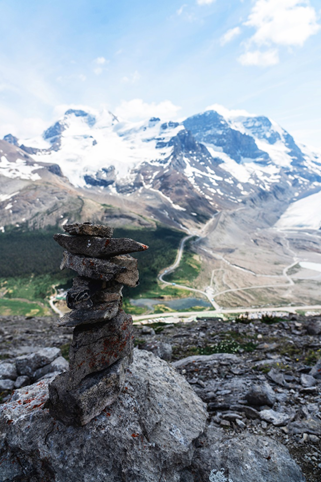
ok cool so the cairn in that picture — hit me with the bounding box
[48,222,148,426]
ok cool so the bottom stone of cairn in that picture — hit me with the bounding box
[48,356,129,426]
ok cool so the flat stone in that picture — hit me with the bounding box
[191,425,305,482]
[229,404,260,420]
[260,409,291,427]
[306,319,321,335]
[49,357,129,426]
[54,234,148,259]
[267,368,288,387]
[15,347,61,377]
[288,417,321,435]
[0,362,17,380]
[66,277,105,310]
[309,358,321,379]
[59,300,121,327]
[300,373,316,387]
[173,353,240,369]
[245,382,276,407]
[14,376,30,389]
[33,356,69,381]
[60,251,125,282]
[68,310,133,385]
[110,255,139,287]
[66,278,123,310]
[0,379,14,390]
[63,223,114,238]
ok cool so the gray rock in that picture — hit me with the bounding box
[306,319,321,335]
[267,368,288,387]
[63,222,114,238]
[300,373,316,387]
[0,362,17,380]
[66,277,105,310]
[142,326,156,335]
[69,311,133,385]
[0,379,14,390]
[190,425,305,482]
[288,417,321,436]
[309,358,321,379]
[60,251,125,282]
[15,347,61,377]
[33,356,69,381]
[66,277,123,310]
[0,350,207,481]
[59,300,121,327]
[260,409,292,427]
[229,405,260,420]
[14,376,30,388]
[245,382,276,407]
[54,233,148,259]
[157,342,172,361]
[110,254,139,287]
[173,353,239,369]
[49,356,129,426]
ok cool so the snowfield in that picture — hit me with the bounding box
[276,190,321,230]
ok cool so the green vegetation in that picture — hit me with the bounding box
[0,299,49,317]
[60,343,70,361]
[0,224,188,316]
[305,349,321,366]
[122,299,149,316]
[198,340,257,355]
[164,237,201,286]
[114,226,185,299]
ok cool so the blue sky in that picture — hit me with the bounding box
[0,0,320,147]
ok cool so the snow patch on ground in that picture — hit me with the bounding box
[276,190,321,230]
[0,156,41,181]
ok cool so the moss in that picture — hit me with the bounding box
[60,343,70,361]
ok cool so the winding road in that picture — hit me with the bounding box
[154,215,321,320]
[158,217,221,310]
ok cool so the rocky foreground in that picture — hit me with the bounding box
[1,312,321,480]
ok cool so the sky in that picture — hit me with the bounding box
[0,0,320,148]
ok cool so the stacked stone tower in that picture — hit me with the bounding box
[48,222,148,426]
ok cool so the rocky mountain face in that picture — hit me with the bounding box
[1,106,321,232]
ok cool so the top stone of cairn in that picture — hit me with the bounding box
[63,222,114,238]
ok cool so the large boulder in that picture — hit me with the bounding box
[0,349,207,482]
[184,424,305,482]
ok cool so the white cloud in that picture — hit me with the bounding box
[114,99,181,121]
[237,0,320,67]
[121,71,141,84]
[197,0,215,4]
[94,67,103,76]
[94,57,107,65]
[220,27,241,45]
[177,4,187,15]
[238,49,279,66]
[245,0,320,47]
[206,104,254,118]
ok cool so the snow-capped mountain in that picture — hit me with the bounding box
[2,105,321,231]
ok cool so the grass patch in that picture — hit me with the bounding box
[0,299,49,317]
[164,238,201,286]
[60,343,70,361]
[199,340,257,355]
[122,299,149,316]
[305,349,321,366]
